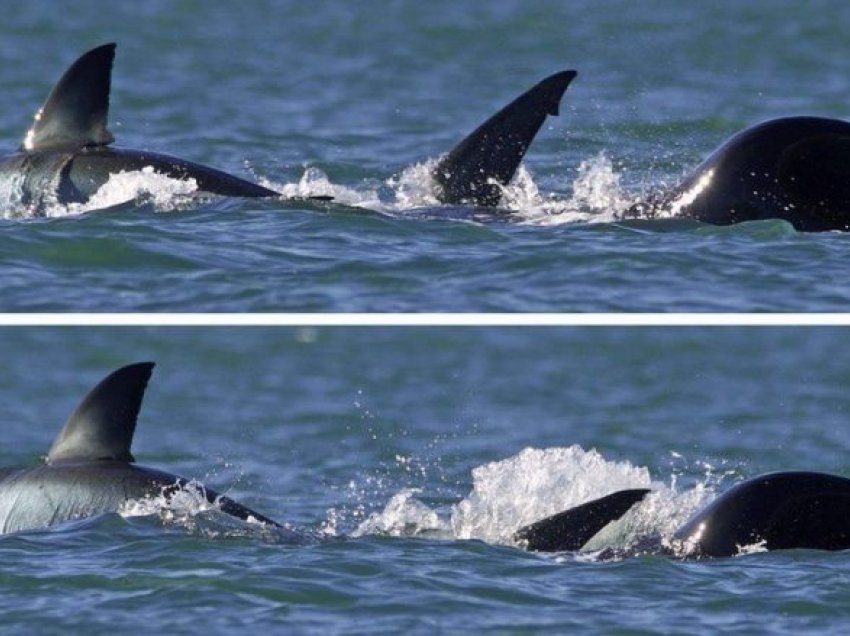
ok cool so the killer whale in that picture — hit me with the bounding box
[1,42,577,216]
[0,43,292,212]
[444,74,850,231]
[515,471,850,558]
[0,362,281,534]
[431,70,577,207]
[630,117,850,232]
[672,471,850,557]
[18,44,843,230]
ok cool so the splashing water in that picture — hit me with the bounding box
[381,159,443,210]
[59,167,200,217]
[0,166,201,219]
[351,488,442,537]
[249,154,638,224]
[374,153,636,225]
[354,446,718,554]
[0,150,638,224]
[118,480,291,542]
[261,166,369,207]
[120,480,233,523]
[451,446,655,545]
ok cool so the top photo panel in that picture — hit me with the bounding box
[2,1,849,313]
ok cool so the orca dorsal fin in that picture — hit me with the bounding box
[22,43,116,152]
[47,362,154,464]
[432,70,577,207]
[514,488,651,552]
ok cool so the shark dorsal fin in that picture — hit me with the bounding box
[47,362,154,464]
[432,70,577,207]
[22,43,117,152]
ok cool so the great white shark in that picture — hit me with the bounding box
[0,42,577,216]
[8,43,847,230]
[0,362,281,534]
[6,361,850,559]
[515,471,850,558]
[0,44,285,212]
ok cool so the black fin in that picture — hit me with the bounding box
[432,70,577,207]
[47,362,154,464]
[22,43,116,151]
[514,488,651,552]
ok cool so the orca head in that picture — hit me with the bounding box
[668,117,850,230]
[22,43,117,152]
[673,471,850,557]
[46,361,154,465]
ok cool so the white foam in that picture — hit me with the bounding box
[119,479,275,532]
[735,539,769,556]
[49,167,200,218]
[381,160,444,211]
[352,488,442,537]
[382,153,635,225]
[493,157,633,226]
[355,446,719,554]
[119,479,218,522]
[259,153,636,226]
[0,151,640,223]
[450,446,655,546]
[261,166,368,207]
[0,166,201,219]
[0,172,29,219]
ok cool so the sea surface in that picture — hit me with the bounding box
[1,1,850,311]
[0,328,848,633]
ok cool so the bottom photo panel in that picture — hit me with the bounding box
[1,327,848,632]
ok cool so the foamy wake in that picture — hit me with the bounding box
[55,167,201,217]
[118,480,282,540]
[352,446,717,554]
[0,166,201,220]
[119,480,223,521]
[1,153,639,224]
[257,152,640,226]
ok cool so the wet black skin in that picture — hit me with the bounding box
[672,471,850,557]
[637,117,850,232]
[518,471,850,559]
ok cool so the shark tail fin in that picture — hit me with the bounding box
[22,43,116,151]
[514,488,651,552]
[47,362,154,464]
[432,70,577,207]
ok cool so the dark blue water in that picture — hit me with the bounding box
[2,1,850,311]
[1,328,849,633]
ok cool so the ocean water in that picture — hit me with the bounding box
[2,1,850,311]
[1,327,849,633]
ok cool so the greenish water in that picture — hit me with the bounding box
[1,1,850,311]
[0,328,849,633]
[1,2,850,633]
